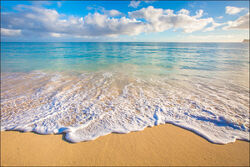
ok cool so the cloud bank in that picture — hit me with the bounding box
[129,7,215,33]
[1,5,249,40]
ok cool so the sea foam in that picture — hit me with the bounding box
[1,71,249,144]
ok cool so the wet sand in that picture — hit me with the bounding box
[1,123,249,166]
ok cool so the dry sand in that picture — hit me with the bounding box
[1,123,249,166]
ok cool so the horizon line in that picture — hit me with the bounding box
[1,41,249,43]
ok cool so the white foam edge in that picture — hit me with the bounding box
[2,119,247,144]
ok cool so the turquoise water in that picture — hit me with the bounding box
[1,42,249,143]
[2,42,249,74]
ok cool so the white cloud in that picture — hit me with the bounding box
[86,6,122,17]
[194,10,203,18]
[50,32,63,37]
[1,28,21,36]
[164,9,174,15]
[129,1,141,8]
[178,9,190,15]
[83,13,146,36]
[203,22,223,32]
[2,5,146,38]
[225,6,246,15]
[106,9,121,17]
[223,12,249,30]
[129,6,215,33]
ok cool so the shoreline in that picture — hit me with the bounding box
[1,123,249,166]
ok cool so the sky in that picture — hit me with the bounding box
[1,1,249,42]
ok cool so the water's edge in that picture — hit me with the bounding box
[1,122,249,145]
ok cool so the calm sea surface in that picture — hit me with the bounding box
[1,42,249,143]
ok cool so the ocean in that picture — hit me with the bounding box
[1,42,249,143]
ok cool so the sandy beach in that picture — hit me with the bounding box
[1,123,249,166]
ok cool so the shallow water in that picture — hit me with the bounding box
[1,42,249,143]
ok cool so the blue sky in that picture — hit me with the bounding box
[1,1,249,42]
